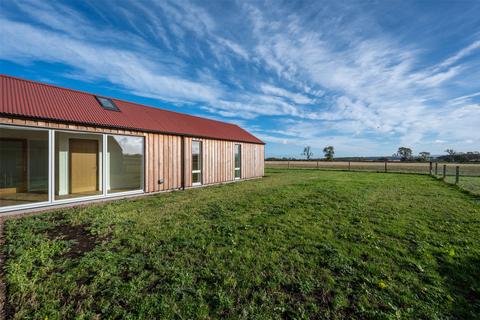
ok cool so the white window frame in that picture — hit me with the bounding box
[234,143,241,180]
[192,140,202,186]
[106,134,145,195]
[0,123,145,214]
[53,129,105,203]
[0,124,51,213]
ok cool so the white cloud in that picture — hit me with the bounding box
[414,65,463,87]
[449,92,480,105]
[1,0,479,156]
[260,83,313,104]
[0,18,221,103]
[245,5,480,151]
[217,38,249,60]
[437,40,480,70]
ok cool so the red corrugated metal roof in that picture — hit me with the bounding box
[0,74,264,144]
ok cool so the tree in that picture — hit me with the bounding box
[435,150,479,163]
[395,147,412,161]
[323,146,335,161]
[419,152,431,162]
[302,146,313,160]
[445,149,456,162]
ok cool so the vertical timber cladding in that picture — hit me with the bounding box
[241,142,264,179]
[180,137,265,188]
[145,133,183,193]
[0,117,264,194]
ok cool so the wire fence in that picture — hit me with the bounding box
[265,160,480,195]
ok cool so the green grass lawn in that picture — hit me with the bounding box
[4,169,480,319]
[444,175,480,196]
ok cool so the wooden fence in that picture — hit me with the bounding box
[266,160,480,185]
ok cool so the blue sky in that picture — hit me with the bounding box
[1,0,479,157]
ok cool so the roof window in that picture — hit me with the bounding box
[96,96,120,111]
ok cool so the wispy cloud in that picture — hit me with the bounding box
[0,17,221,103]
[1,0,479,156]
[243,2,480,152]
[260,84,314,104]
[449,92,480,105]
[437,40,480,70]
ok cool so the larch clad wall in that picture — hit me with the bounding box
[181,138,264,188]
[241,143,263,179]
[0,117,265,194]
[144,133,183,193]
[123,135,264,191]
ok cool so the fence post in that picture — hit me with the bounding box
[384,160,387,173]
[348,161,351,171]
[429,161,432,175]
[435,162,438,176]
[443,164,446,179]
[288,161,290,169]
[455,166,459,184]
[317,161,319,169]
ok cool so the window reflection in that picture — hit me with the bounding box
[1,127,49,207]
[107,135,144,193]
[192,141,202,184]
[55,131,103,200]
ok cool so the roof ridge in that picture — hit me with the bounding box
[0,74,239,128]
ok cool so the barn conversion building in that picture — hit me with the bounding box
[0,75,264,214]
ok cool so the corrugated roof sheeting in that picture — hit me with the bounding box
[0,75,264,144]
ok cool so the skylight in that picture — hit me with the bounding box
[95,96,120,111]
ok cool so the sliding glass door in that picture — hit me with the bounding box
[54,131,103,200]
[1,124,145,212]
[0,126,49,208]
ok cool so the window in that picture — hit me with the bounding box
[1,124,145,212]
[234,144,241,179]
[55,131,103,200]
[192,140,202,185]
[96,96,120,111]
[1,126,49,208]
[107,135,144,193]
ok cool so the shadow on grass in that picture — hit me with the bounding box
[438,255,480,318]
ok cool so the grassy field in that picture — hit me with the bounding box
[267,161,480,195]
[444,176,480,196]
[266,161,480,175]
[3,169,480,319]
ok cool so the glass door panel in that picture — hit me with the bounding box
[0,127,49,208]
[54,131,103,200]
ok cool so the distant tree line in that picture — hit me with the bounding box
[265,146,480,163]
[266,145,336,161]
[436,150,480,163]
[300,145,335,161]
[394,147,480,163]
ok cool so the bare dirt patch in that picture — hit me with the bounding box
[47,223,99,259]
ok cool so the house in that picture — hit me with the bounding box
[0,75,264,214]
